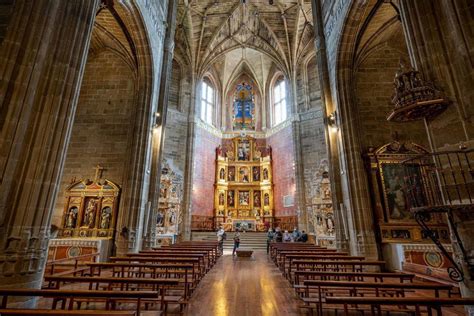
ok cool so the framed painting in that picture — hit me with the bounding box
[380,162,427,221]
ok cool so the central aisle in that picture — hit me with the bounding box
[185,251,302,316]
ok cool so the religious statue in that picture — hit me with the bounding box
[216,145,223,158]
[219,192,225,205]
[253,191,261,207]
[65,207,78,228]
[239,191,250,206]
[252,166,260,181]
[228,191,235,207]
[156,211,164,227]
[168,208,177,225]
[263,168,269,180]
[219,168,225,180]
[100,207,111,229]
[264,193,270,206]
[228,167,236,181]
[84,199,97,228]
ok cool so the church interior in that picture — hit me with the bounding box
[0,0,473,315]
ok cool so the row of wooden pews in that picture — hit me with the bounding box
[0,241,220,315]
[270,242,473,315]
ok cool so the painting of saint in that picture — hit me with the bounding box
[263,168,269,180]
[239,191,250,206]
[156,211,164,227]
[253,191,261,207]
[228,166,236,181]
[252,166,260,181]
[218,192,225,206]
[228,191,235,207]
[219,168,225,180]
[381,163,425,221]
[264,193,270,206]
[240,167,250,183]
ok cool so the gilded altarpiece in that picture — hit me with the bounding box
[215,136,273,231]
[59,178,120,239]
[366,141,450,244]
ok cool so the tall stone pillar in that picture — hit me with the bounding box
[143,0,178,249]
[0,0,99,289]
[311,0,353,253]
[399,0,473,143]
[400,1,474,308]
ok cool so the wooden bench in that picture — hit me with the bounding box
[86,262,195,298]
[293,270,416,286]
[0,289,157,313]
[301,280,454,315]
[325,296,474,316]
[43,276,183,312]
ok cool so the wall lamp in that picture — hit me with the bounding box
[153,112,161,130]
[327,111,338,131]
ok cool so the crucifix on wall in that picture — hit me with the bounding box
[93,165,105,181]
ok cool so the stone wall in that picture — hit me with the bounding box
[355,41,428,150]
[53,50,136,225]
[267,124,297,216]
[191,125,221,216]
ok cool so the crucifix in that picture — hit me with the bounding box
[93,165,105,181]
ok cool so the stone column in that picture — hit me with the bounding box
[143,0,178,249]
[310,0,351,252]
[399,0,473,143]
[400,1,474,307]
[0,0,99,289]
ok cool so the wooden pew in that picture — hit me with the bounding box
[110,256,203,280]
[0,289,157,314]
[282,255,362,277]
[288,259,384,280]
[43,276,183,312]
[126,252,208,273]
[301,280,454,315]
[293,270,416,286]
[87,262,195,298]
[0,310,137,316]
[325,297,474,316]
[139,249,215,266]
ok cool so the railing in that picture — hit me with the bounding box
[45,252,100,277]
[403,148,474,282]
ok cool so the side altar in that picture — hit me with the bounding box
[215,136,274,231]
[49,166,120,261]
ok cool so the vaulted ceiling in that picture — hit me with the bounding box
[175,0,315,77]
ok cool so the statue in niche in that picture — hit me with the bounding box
[263,168,269,180]
[84,199,97,228]
[253,191,261,207]
[65,207,78,228]
[219,168,225,180]
[253,166,260,181]
[100,207,111,229]
[228,191,235,207]
[218,192,225,206]
[168,208,177,225]
[156,211,164,227]
[264,193,270,206]
[228,166,236,181]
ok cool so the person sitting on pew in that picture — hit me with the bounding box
[275,227,283,242]
[297,231,308,242]
[283,230,292,242]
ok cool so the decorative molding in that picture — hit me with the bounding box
[402,243,453,253]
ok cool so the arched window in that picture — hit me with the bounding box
[273,79,287,125]
[201,81,215,125]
